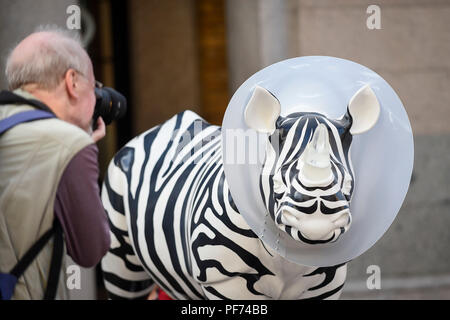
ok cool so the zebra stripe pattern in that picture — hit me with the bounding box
[101,110,347,300]
[260,112,355,245]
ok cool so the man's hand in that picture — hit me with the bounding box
[91,117,106,142]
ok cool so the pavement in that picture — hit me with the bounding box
[341,280,450,300]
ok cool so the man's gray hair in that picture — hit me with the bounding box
[5,26,89,90]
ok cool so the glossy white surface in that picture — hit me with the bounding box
[222,56,414,267]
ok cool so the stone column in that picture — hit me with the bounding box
[225,0,299,93]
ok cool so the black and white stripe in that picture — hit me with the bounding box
[261,112,355,245]
[101,110,347,300]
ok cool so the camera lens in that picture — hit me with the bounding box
[94,87,127,125]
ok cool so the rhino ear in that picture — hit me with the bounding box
[244,86,281,134]
[347,84,381,135]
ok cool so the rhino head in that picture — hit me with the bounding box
[244,85,380,245]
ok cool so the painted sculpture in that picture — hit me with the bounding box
[101,57,413,299]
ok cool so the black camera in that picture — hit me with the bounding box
[93,86,127,126]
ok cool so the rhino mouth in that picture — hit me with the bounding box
[276,207,352,243]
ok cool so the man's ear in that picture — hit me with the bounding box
[64,68,79,99]
[347,84,381,135]
[244,85,281,134]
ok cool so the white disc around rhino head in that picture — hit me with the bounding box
[222,56,413,267]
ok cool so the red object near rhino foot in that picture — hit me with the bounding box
[157,288,172,300]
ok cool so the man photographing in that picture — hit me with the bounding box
[0,27,114,299]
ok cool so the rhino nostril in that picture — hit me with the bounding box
[332,210,351,228]
[280,210,301,228]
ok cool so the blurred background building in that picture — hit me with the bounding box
[1,0,449,299]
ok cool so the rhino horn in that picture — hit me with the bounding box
[299,124,333,186]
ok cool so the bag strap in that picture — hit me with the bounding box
[0,90,56,136]
[0,110,55,135]
[43,220,64,300]
[0,90,55,114]
[9,227,55,279]
[9,220,64,300]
